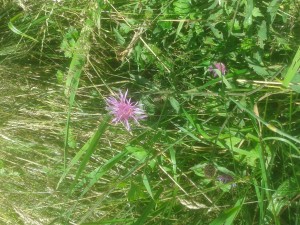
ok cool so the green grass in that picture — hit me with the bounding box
[1,0,300,224]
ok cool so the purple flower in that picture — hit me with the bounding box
[105,90,146,131]
[217,174,237,188]
[208,62,226,77]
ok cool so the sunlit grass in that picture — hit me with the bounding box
[1,0,300,224]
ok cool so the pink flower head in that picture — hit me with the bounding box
[105,90,146,131]
[208,62,226,77]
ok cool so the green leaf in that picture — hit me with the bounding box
[263,137,300,155]
[257,20,267,49]
[128,182,145,201]
[56,70,64,84]
[133,188,163,225]
[142,173,154,199]
[57,115,110,189]
[252,7,263,17]
[8,13,38,42]
[230,97,300,145]
[176,19,185,39]
[283,46,300,87]
[63,20,93,170]
[144,6,153,19]
[81,149,128,196]
[169,96,180,113]
[169,147,177,177]
[208,24,223,40]
[191,163,207,177]
[113,28,125,45]
[243,0,253,27]
[173,0,191,15]
[126,145,148,162]
[215,165,235,177]
[267,0,281,24]
[82,218,134,225]
[70,115,111,191]
[267,179,298,216]
[126,145,156,169]
[290,84,300,93]
[246,57,269,77]
[119,23,131,34]
[210,198,244,225]
[60,26,79,58]
[67,127,76,149]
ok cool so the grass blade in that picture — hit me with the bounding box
[57,115,110,189]
[69,115,111,192]
[8,13,38,42]
[142,173,154,199]
[283,46,300,87]
[263,137,300,155]
[133,188,163,225]
[230,97,300,144]
[63,19,93,169]
[81,149,129,196]
[209,198,244,225]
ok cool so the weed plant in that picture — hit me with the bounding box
[0,0,300,224]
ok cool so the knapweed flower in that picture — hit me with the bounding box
[208,62,226,77]
[105,90,146,131]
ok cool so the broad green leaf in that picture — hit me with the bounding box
[126,145,156,169]
[224,198,245,225]
[67,127,76,149]
[64,23,92,100]
[215,165,235,177]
